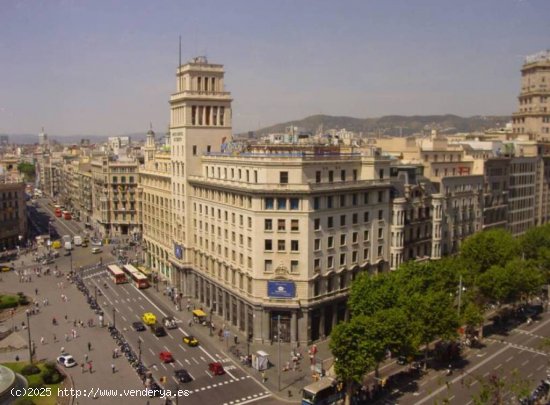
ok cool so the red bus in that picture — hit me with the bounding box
[54,208,62,217]
[107,264,128,284]
[62,211,72,220]
[123,264,149,289]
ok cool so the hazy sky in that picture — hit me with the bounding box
[1,0,549,136]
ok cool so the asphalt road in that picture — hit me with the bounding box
[30,198,275,405]
[377,313,550,404]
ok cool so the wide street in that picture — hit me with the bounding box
[1,198,275,405]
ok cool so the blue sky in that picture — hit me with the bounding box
[1,0,549,136]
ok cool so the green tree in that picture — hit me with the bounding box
[17,162,36,182]
[330,316,376,405]
[348,272,397,316]
[460,229,519,274]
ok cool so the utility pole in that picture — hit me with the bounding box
[112,307,116,329]
[138,337,142,364]
[277,315,281,392]
[26,310,33,364]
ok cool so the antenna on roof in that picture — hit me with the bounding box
[178,35,182,68]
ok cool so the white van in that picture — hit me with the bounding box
[73,235,82,246]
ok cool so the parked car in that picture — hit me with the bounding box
[174,369,193,383]
[51,240,62,249]
[159,351,174,363]
[132,321,146,332]
[91,239,102,247]
[41,258,55,265]
[57,354,77,368]
[1,266,14,272]
[183,335,199,347]
[91,247,102,254]
[208,362,225,376]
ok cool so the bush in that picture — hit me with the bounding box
[20,364,40,376]
[15,398,35,405]
[43,361,56,371]
[18,296,29,306]
[41,368,62,384]
[0,295,19,309]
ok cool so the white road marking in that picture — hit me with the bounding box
[230,394,271,405]
[121,315,127,322]
[505,355,513,362]
[206,371,213,378]
[185,359,191,365]
[179,344,187,352]
[192,357,199,365]
[494,364,502,370]
[521,360,529,366]
[149,348,155,355]
[130,284,239,379]
[537,364,545,370]
[177,360,183,366]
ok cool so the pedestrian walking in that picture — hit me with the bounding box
[53,334,57,342]
[40,336,45,345]
[81,364,85,373]
[35,288,38,295]
[64,333,69,342]
[111,364,115,373]
[88,361,93,373]
[261,371,267,383]
[84,353,88,362]
[88,342,92,351]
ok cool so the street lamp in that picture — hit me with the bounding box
[138,337,142,364]
[26,310,33,364]
[209,304,214,337]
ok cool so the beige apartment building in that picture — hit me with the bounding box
[91,156,141,239]
[165,57,392,344]
[512,50,550,140]
[141,128,173,284]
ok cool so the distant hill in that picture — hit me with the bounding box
[240,114,511,138]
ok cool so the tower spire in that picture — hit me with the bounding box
[179,35,182,68]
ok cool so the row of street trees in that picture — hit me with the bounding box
[330,225,550,403]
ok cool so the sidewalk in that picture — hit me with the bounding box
[147,286,332,403]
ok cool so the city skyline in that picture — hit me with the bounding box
[1,0,549,136]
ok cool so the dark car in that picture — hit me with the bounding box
[152,325,167,337]
[132,321,146,332]
[174,369,193,383]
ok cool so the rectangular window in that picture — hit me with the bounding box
[277,240,286,251]
[315,171,321,183]
[339,195,345,207]
[192,145,197,156]
[340,170,346,181]
[278,219,286,231]
[363,248,369,260]
[364,211,370,222]
[265,198,274,209]
[328,256,334,268]
[339,253,346,266]
[264,260,273,272]
[378,209,384,220]
[291,240,299,251]
[352,213,358,224]
[290,260,299,273]
[328,236,334,249]
[378,227,383,239]
[340,215,346,226]
[314,259,321,271]
[327,196,333,209]
[264,240,273,251]
[378,191,384,203]
[291,219,299,231]
[290,198,299,210]
[352,194,358,206]
[364,230,370,241]
[314,197,320,210]
[279,171,289,184]
[352,232,358,244]
[327,216,334,228]
[353,169,358,181]
[277,198,287,209]
[328,170,334,182]
[364,192,369,204]
[314,239,321,251]
[352,251,358,263]
[314,218,321,230]
[340,234,346,246]
[378,245,383,257]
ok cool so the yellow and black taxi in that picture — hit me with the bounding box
[183,335,199,347]
[142,312,157,326]
[1,265,14,272]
